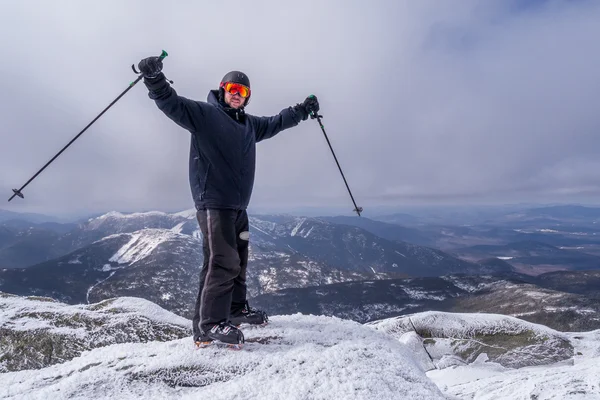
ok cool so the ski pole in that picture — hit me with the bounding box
[309,97,363,216]
[8,50,169,202]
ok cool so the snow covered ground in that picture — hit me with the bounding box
[2,293,599,400]
[368,312,600,399]
[427,329,600,399]
[0,293,191,372]
[0,311,444,400]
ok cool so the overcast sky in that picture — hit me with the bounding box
[1,0,599,218]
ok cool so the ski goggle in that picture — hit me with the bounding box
[221,82,250,98]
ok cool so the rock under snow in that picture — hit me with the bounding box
[0,292,190,372]
[427,329,600,399]
[367,311,574,368]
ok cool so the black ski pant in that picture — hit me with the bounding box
[192,208,249,337]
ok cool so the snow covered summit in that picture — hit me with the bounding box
[0,293,444,399]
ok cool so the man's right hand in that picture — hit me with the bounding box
[137,56,163,78]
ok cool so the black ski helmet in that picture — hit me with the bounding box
[219,70,251,106]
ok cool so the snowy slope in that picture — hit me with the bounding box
[0,228,201,308]
[88,229,203,316]
[104,228,195,265]
[0,307,445,400]
[1,210,493,317]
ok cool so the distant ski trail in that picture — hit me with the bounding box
[249,223,277,239]
[86,271,116,304]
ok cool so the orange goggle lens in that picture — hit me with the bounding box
[224,82,250,98]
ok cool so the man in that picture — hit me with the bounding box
[137,55,319,346]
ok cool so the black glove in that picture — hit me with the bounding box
[137,56,163,78]
[293,95,320,122]
[303,95,320,115]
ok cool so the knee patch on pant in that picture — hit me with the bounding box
[239,231,250,241]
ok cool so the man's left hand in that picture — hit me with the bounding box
[293,95,320,122]
[303,95,320,116]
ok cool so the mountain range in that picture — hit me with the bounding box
[1,206,599,329]
[251,270,600,331]
[0,210,496,318]
[1,205,600,399]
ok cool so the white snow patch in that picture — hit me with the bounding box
[290,218,306,237]
[398,332,437,372]
[109,229,181,265]
[395,251,407,257]
[524,290,547,300]
[170,221,185,234]
[249,223,277,239]
[496,256,514,260]
[402,288,446,301]
[428,352,600,399]
[67,256,82,264]
[304,225,314,238]
[86,271,116,304]
[92,210,170,221]
[441,276,492,293]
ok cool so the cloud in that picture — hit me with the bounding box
[1,0,599,217]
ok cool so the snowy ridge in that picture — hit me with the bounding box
[90,211,172,221]
[250,215,323,239]
[84,210,195,234]
[0,293,189,335]
[173,209,197,219]
[369,310,568,341]
[368,311,573,370]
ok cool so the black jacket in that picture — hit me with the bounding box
[144,73,303,210]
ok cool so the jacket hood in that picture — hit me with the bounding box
[207,89,221,107]
[207,89,246,122]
